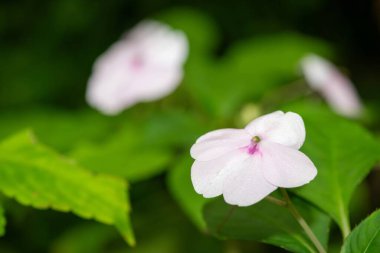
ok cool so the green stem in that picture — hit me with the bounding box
[216,206,237,234]
[280,189,327,253]
[341,213,351,238]
[265,196,287,206]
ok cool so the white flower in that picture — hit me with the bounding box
[190,111,317,207]
[301,54,363,118]
[86,20,188,115]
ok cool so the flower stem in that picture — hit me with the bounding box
[265,196,287,206]
[341,214,351,239]
[280,189,327,253]
[216,206,237,234]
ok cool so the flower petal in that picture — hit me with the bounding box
[245,111,284,134]
[128,20,188,66]
[191,151,248,198]
[301,54,363,118]
[260,141,317,188]
[300,54,332,90]
[190,129,250,161]
[222,155,277,206]
[322,80,363,118]
[246,111,305,149]
[116,64,183,104]
[86,20,188,115]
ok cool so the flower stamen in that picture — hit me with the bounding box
[252,136,261,143]
[247,136,261,155]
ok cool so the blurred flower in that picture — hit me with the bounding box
[301,54,363,118]
[235,103,261,128]
[190,111,317,206]
[86,20,188,115]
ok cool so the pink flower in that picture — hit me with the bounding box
[190,111,317,206]
[301,54,363,118]
[86,20,188,115]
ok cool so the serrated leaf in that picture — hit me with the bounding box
[341,209,380,253]
[0,108,111,152]
[0,130,135,245]
[204,196,330,253]
[287,103,380,237]
[167,156,209,229]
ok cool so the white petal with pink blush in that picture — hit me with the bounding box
[300,54,363,118]
[190,111,317,207]
[86,20,188,115]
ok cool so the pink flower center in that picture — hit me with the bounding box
[247,136,261,155]
[130,54,144,71]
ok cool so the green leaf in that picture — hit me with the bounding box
[204,196,330,253]
[0,108,111,152]
[287,103,380,237]
[167,156,209,229]
[143,110,207,148]
[186,33,331,117]
[72,122,172,183]
[73,110,206,182]
[341,209,380,253]
[155,8,221,116]
[0,130,135,245]
[156,7,219,54]
[52,223,116,253]
[0,203,5,237]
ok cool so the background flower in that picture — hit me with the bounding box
[301,54,363,118]
[86,20,188,115]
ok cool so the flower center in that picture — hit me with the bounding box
[252,136,261,143]
[247,136,261,155]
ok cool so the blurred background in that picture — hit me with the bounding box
[1,0,379,109]
[0,0,379,252]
